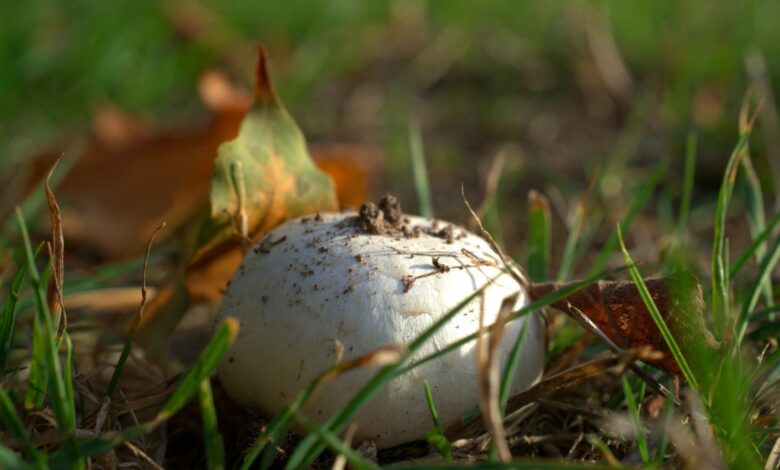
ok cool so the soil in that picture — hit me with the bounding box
[353,194,464,244]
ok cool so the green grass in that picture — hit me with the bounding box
[199,378,226,470]
[526,191,551,282]
[711,127,751,337]
[408,122,434,219]
[621,376,649,464]
[423,380,453,461]
[1,116,778,469]
[1,2,779,467]
[0,203,238,468]
[617,225,698,388]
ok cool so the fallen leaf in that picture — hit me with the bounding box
[27,67,375,261]
[185,46,339,302]
[528,271,720,377]
[31,102,237,259]
[44,163,65,332]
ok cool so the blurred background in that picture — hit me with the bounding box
[1,0,779,263]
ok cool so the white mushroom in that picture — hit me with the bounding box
[216,197,545,448]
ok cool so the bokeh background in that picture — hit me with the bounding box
[2,0,779,262]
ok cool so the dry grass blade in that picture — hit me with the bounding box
[64,287,158,311]
[106,221,167,397]
[505,348,660,415]
[45,160,66,337]
[445,348,658,443]
[766,436,780,470]
[123,440,165,470]
[475,151,506,220]
[460,183,529,288]
[315,345,406,393]
[476,292,518,462]
[331,423,358,470]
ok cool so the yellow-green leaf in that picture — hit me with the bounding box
[187,47,338,302]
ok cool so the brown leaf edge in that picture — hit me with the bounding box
[528,271,720,377]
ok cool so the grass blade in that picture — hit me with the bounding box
[423,381,452,461]
[0,443,36,470]
[63,332,76,432]
[0,258,31,376]
[740,152,772,306]
[106,222,165,397]
[621,377,649,463]
[617,224,698,389]
[676,132,697,243]
[735,234,780,343]
[478,153,507,250]
[199,379,225,470]
[653,394,674,465]
[730,211,780,278]
[527,190,551,282]
[294,412,379,470]
[557,198,587,282]
[48,317,238,465]
[240,383,314,470]
[587,434,621,467]
[157,317,238,421]
[0,388,45,464]
[23,283,47,411]
[15,207,82,468]
[499,313,530,413]
[588,160,667,277]
[15,208,75,428]
[409,121,434,218]
[711,128,751,336]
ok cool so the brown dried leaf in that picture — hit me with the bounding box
[45,162,66,334]
[529,271,719,376]
[28,69,376,262]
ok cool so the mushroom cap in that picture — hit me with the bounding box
[217,212,544,448]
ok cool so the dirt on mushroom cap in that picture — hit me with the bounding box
[353,194,463,244]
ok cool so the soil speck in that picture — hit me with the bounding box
[355,194,405,235]
[434,225,455,243]
[379,194,402,225]
[356,201,386,234]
